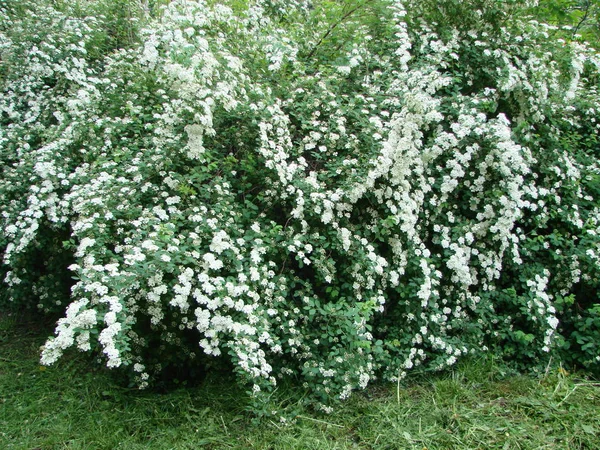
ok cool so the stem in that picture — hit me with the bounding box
[572,0,591,37]
[306,0,374,60]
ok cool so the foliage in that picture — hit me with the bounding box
[1,0,599,413]
[532,0,600,45]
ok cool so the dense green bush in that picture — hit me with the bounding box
[1,0,599,412]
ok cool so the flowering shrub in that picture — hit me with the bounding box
[1,0,599,411]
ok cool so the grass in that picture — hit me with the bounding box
[1,313,600,449]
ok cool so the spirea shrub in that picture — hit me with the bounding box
[1,0,599,411]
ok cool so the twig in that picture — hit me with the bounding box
[572,0,591,38]
[306,0,375,60]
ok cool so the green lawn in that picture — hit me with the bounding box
[1,313,599,450]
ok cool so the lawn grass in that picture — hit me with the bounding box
[1,313,599,449]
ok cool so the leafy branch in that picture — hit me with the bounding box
[305,0,375,60]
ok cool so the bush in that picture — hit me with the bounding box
[1,0,599,412]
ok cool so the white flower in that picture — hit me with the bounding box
[203,253,223,270]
